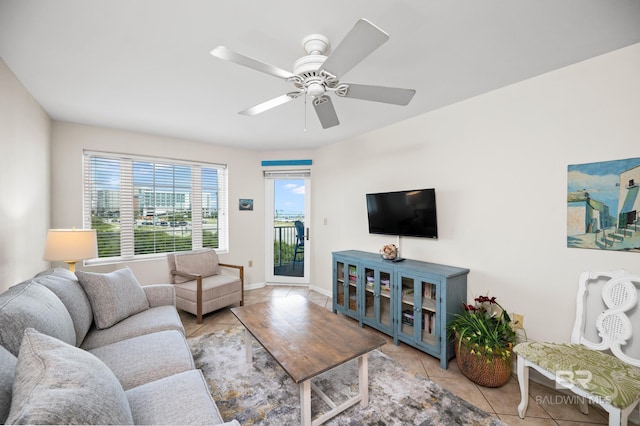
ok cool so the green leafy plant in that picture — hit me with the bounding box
[447,295,519,362]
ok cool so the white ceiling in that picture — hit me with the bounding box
[1,0,640,151]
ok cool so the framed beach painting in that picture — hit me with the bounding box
[239,199,253,211]
[567,157,640,252]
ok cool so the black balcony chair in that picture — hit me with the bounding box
[292,220,304,269]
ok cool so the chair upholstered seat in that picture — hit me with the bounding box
[174,274,242,315]
[174,274,241,301]
[514,341,640,409]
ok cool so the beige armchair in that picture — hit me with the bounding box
[167,249,244,324]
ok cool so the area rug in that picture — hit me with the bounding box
[188,326,506,425]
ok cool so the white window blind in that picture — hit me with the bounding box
[83,151,228,262]
[263,170,311,179]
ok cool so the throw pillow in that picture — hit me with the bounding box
[173,249,219,284]
[6,328,133,425]
[76,268,149,329]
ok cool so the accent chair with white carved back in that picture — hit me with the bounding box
[513,270,640,426]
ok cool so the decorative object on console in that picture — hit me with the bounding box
[447,295,519,387]
[43,228,98,272]
[379,243,398,260]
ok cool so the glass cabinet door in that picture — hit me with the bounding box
[335,260,359,316]
[363,266,393,333]
[398,274,439,351]
[345,263,358,316]
[335,261,346,311]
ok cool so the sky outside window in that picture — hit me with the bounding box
[275,179,304,219]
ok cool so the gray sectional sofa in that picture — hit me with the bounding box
[0,267,239,425]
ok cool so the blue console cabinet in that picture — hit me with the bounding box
[332,250,469,369]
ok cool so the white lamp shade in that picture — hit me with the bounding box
[43,229,98,262]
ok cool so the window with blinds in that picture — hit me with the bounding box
[83,151,228,262]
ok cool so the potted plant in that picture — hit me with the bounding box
[447,295,520,387]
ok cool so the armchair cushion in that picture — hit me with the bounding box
[171,249,219,284]
[76,268,149,330]
[514,341,640,409]
[6,329,133,425]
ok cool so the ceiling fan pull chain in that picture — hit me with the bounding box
[304,93,307,132]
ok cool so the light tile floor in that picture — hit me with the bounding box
[181,286,623,426]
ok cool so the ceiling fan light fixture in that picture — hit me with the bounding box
[307,82,325,97]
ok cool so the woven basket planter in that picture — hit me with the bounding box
[454,337,512,388]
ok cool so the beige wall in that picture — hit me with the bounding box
[0,59,51,292]
[312,43,640,343]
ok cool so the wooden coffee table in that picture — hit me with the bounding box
[231,294,386,426]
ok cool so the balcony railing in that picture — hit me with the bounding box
[274,224,301,267]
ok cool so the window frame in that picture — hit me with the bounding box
[82,150,228,265]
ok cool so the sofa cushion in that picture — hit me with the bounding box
[171,249,219,284]
[80,305,185,351]
[126,370,224,425]
[0,346,16,424]
[89,330,194,390]
[76,268,150,329]
[6,329,133,425]
[0,281,75,356]
[34,268,93,346]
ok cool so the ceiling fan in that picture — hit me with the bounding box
[210,19,416,129]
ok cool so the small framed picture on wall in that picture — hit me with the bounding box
[239,199,253,211]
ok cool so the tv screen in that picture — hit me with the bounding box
[366,188,438,239]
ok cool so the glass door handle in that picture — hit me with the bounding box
[306,227,310,240]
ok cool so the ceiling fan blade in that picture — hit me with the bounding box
[313,95,340,129]
[338,83,416,106]
[239,92,301,116]
[321,19,389,78]
[211,46,295,80]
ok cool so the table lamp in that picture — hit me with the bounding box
[43,228,98,272]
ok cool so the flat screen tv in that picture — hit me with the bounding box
[366,188,438,239]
